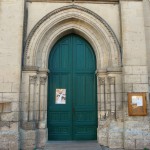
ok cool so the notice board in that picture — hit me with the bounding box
[128,93,147,116]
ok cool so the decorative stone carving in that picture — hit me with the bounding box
[108,77,115,85]
[29,75,37,84]
[98,77,105,85]
[23,66,39,71]
[40,76,47,85]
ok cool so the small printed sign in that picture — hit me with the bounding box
[55,89,66,104]
[128,93,147,116]
[132,96,143,106]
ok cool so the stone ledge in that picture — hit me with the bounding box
[27,0,119,3]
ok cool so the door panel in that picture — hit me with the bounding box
[48,34,97,140]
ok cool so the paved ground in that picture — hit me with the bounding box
[44,141,110,150]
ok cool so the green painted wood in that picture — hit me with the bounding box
[48,34,97,140]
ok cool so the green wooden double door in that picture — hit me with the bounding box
[48,34,97,140]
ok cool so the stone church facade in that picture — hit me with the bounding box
[0,0,150,149]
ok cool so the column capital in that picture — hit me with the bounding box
[40,76,47,85]
[98,77,105,85]
[108,76,115,85]
[29,75,37,84]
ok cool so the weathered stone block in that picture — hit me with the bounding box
[21,140,36,150]
[11,83,20,93]
[10,122,19,130]
[20,129,36,140]
[140,75,148,83]
[21,145,35,150]
[98,137,108,147]
[0,141,9,150]
[20,92,29,101]
[0,131,19,142]
[2,93,19,102]
[21,100,28,111]
[1,112,19,121]
[123,83,133,92]
[98,128,108,138]
[108,132,123,139]
[9,141,19,150]
[0,83,12,93]
[116,111,123,119]
[133,84,149,92]
[125,130,143,140]
[21,121,37,130]
[136,139,144,149]
[0,102,11,113]
[132,66,148,75]
[123,66,133,75]
[0,121,10,128]
[124,139,135,149]
[143,132,150,140]
[38,121,46,129]
[20,111,28,121]
[108,139,123,149]
[144,140,150,149]
[115,84,122,92]
[11,102,20,111]
[124,75,140,84]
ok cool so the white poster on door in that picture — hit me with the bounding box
[55,89,66,104]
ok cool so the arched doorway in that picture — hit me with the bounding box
[47,34,97,140]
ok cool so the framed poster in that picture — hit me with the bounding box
[55,89,66,104]
[128,93,147,116]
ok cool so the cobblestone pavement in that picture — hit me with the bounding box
[44,141,110,150]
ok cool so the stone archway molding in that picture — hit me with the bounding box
[23,4,121,71]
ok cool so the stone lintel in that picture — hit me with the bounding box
[27,0,119,3]
[23,66,49,74]
[23,66,39,72]
[107,67,122,73]
[96,69,107,76]
[96,67,122,76]
[39,68,50,74]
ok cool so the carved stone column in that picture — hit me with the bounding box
[29,75,37,121]
[109,77,116,118]
[39,76,47,122]
[97,75,108,121]
[98,77,106,112]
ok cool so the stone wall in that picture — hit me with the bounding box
[143,0,150,79]
[0,0,24,149]
[20,70,48,149]
[0,0,150,150]
[120,1,150,149]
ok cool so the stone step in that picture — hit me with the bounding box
[44,141,110,150]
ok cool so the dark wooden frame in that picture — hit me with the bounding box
[128,93,147,116]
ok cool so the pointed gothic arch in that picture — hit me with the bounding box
[23,5,121,71]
